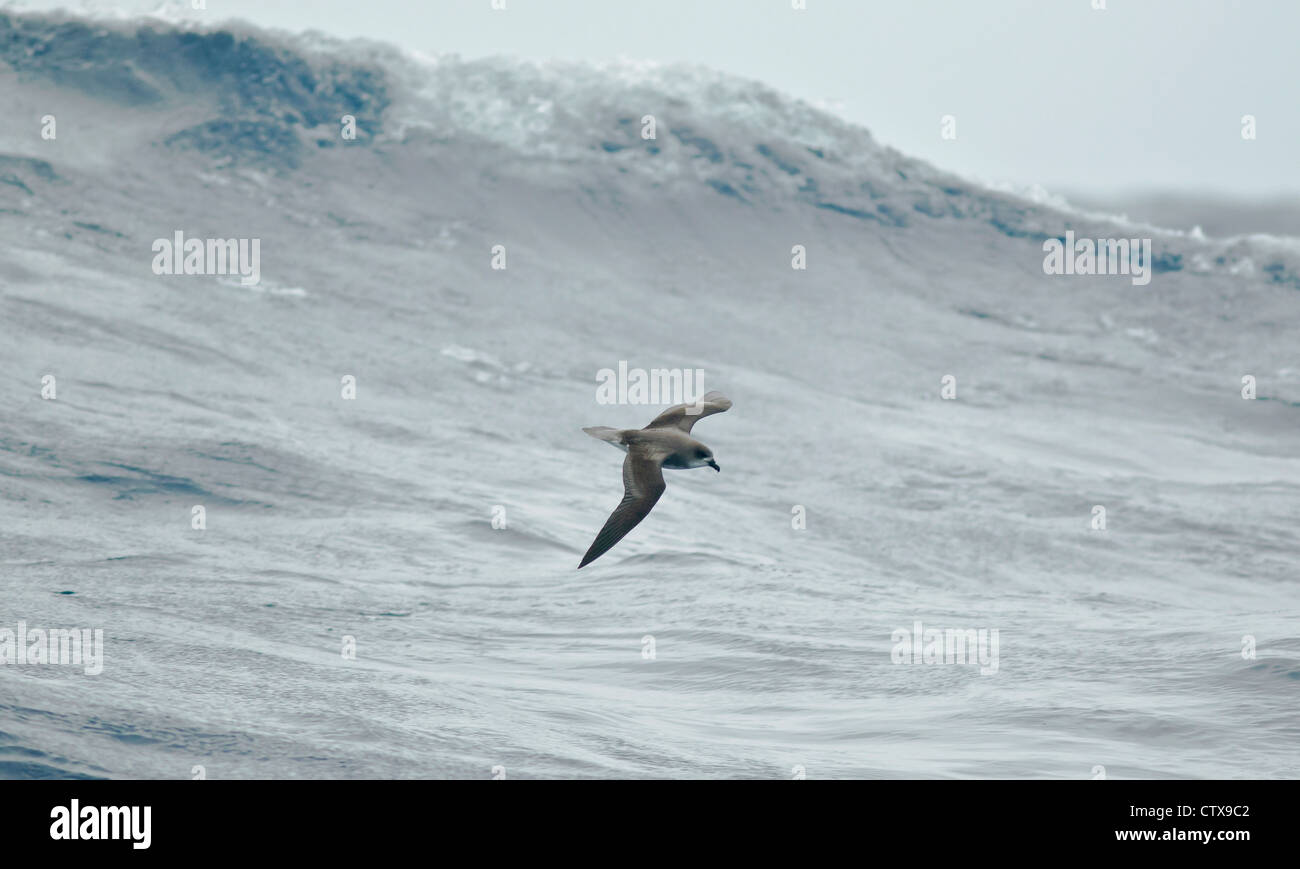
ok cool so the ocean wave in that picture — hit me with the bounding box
[2,9,1296,287]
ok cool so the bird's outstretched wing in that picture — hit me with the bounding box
[644,391,732,433]
[578,450,666,568]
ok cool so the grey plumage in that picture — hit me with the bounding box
[578,392,732,568]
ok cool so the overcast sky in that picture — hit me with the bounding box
[12,0,1298,197]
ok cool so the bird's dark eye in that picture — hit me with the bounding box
[697,450,708,459]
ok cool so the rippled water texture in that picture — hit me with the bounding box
[1,11,1297,778]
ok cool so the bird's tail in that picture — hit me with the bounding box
[582,426,629,451]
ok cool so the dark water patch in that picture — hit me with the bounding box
[0,726,110,780]
[875,202,910,227]
[1152,251,1183,273]
[756,143,800,175]
[0,13,389,130]
[1261,261,1300,289]
[85,720,162,746]
[806,191,910,225]
[1256,395,1300,409]
[912,195,960,218]
[165,119,303,170]
[0,438,60,464]
[71,221,125,238]
[0,760,105,780]
[670,126,724,163]
[79,467,210,498]
[1246,659,1300,680]
[0,154,59,196]
[1,175,32,195]
[814,201,881,223]
[0,154,58,181]
[707,179,745,201]
[993,216,1052,242]
[73,461,269,507]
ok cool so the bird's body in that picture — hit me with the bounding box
[578,391,731,568]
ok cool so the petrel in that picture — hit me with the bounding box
[578,391,732,568]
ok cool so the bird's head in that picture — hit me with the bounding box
[693,447,721,472]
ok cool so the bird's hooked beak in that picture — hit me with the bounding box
[707,458,720,472]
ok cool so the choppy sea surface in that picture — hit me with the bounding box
[1,11,1298,779]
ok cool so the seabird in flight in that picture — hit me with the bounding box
[578,391,732,568]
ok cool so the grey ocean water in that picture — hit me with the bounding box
[1,12,1298,779]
